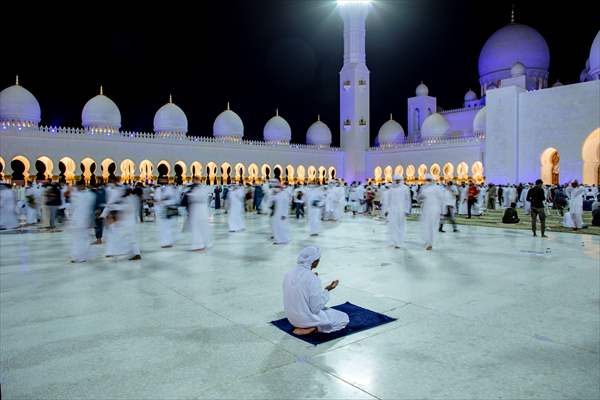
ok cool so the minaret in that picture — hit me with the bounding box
[338,0,371,183]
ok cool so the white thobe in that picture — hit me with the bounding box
[283,265,349,333]
[306,188,323,235]
[271,190,290,244]
[154,186,177,247]
[419,184,444,247]
[227,187,246,232]
[70,189,95,262]
[0,187,19,229]
[458,186,468,215]
[188,184,212,250]
[111,195,140,257]
[387,184,411,247]
[520,188,531,214]
[102,185,126,257]
[567,186,585,228]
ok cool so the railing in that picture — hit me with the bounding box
[439,105,484,115]
[368,132,485,151]
[0,124,341,152]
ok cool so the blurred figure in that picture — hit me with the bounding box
[566,180,585,230]
[502,202,520,224]
[70,182,95,263]
[418,174,444,250]
[0,184,18,230]
[387,175,411,248]
[188,177,212,251]
[228,184,245,232]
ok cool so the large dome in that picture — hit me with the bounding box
[479,23,550,87]
[82,88,121,130]
[377,116,404,146]
[263,111,291,143]
[306,117,332,146]
[464,89,477,102]
[213,103,244,139]
[473,106,487,134]
[421,113,449,138]
[154,97,188,135]
[589,30,600,80]
[0,80,41,125]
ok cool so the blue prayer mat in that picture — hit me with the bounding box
[270,302,397,345]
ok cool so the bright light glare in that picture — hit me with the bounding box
[337,0,372,5]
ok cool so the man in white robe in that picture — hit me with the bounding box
[519,185,531,215]
[154,185,177,248]
[387,175,411,248]
[70,184,95,263]
[0,184,19,230]
[283,246,348,335]
[418,174,444,250]
[306,184,324,236]
[227,184,246,232]
[188,178,212,251]
[566,180,585,230]
[458,183,468,215]
[270,183,290,244]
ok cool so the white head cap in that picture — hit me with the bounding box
[297,246,321,269]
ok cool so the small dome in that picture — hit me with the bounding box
[416,82,429,97]
[487,83,498,90]
[306,117,332,146]
[0,80,41,124]
[154,99,188,135]
[421,113,449,138]
[263,111,291,143]
[82,88,121,130]
[552,80,563,87]
[213,103,244,138]
[589,30,600,79]
[511,62,526,77]
[464,89,478,102]
[377,116,405,146]
[473,106,487,133]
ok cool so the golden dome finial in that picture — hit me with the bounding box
[276,108,279,117]
[15,75,19,86]
[227,101,230,110]
[169,94,173,103]
[100,85,104,95]
[390,113,393,120]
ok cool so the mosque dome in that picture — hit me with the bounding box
[589,30,600,79]
[306,117,332,146]
[415,82,429,97]
[421,112,449,138]
[464,89,478,102]
[473,106,487,134]
[479,23,550,84]
[511,62,526,77]
[263,110,291,143]
[213,103,244,139]
[0,79,41,125]
[376,116,405,146]
[81,88,121,130]
[153,97,188,135]
[552,80,563,87]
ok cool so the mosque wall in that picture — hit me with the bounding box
[517,80,600,184]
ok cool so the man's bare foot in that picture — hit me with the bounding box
[293,327,317,336]
[426,245,433,251]
[129,254,142,261]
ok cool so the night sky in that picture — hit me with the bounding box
[4,0,598,146]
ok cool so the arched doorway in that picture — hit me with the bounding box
[457,162,468,181]
[10,156,30,183]
[582,129,600,185]
[60,157,76,184]
[417,164,428,181]
[139,160,154,184]
[248,163,259,184]
[373,166,382,183]
[394,165,403,179]
[540,148,559,185]
[296,165,306,184]
[384,165,393,183]
[443,162,454,180]
[406,165,416,182]
[273,164,283,182]
[471,161,484,183]
[175,161,187,185]
[430,163,441,181]
[101,159,117,183]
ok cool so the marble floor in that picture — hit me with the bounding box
[1,213,599,399]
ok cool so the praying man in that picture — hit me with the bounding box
[283,246,349,335]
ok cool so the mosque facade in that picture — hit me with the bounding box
[0,1,599,186]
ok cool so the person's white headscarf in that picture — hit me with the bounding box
[297,246,321,269]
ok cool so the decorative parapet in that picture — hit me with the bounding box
[1,123,341,152]
[368,132,485,152]
[439,105,484,115]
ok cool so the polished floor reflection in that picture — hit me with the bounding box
[1,213,599,399]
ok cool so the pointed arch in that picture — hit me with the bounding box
[373,166,383,183]
[443,162,454,179]
[286,165,295,184]
[307,166,317,183]
[582,128,600,185]
[248,163,259,183]
[405,165,416,181]
[328,166,336,180]
[296,165,306,183]
[120,159,135,183]
[418,164,428,180]
[384,165,393,182]
[139,160,155,183]
[394,165,403,178]
[190,161,203,178]
[457,161,469,181]
[430,163,441,180]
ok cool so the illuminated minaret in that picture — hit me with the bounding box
[338,0,371,183]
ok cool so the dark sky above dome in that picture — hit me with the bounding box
[3,0,598,146]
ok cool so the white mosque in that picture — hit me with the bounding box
[0,1,599,186]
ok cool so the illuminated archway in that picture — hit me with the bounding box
[457,162,469,181]
[394,165,403,178]
[430,163,441,181]
[273,164,284,182]
[406,165,416,181]
[139,160,154,183]
[101,158,116,181]
[328,166,336,180]
[261,163,271,180]
[307,166,317,183]
[384,165,393,182]
[471,161,484,183]
[206,161,218,185]
[286,165,295,184]
[443,162,454,180]
[248,163,259,183]
[36,156,54,180]
[190,161,203,178]
[373,166,382,183]
[174,161,187,184]
[80,157,97,184]
[318,166,326,184]
[296,165,306,183]
[10,155,30,182]
[120,159,136,184]
[582,128,600,185]
[418,164,428,181]
[60,157,77,183]
[235,163,246,183]
[540,148,559,185]
[0,157,5,178]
